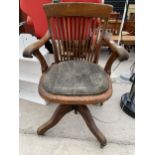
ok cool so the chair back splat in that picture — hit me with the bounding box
[43,3,113,63]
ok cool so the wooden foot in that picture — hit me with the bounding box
[77,105,107,147]
[37,105,73,135]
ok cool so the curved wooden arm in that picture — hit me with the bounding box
[102,31,129,61]
[104,51,118,75]
[101,31,129,75]
[23,31,50,58]
[23,31,50,73]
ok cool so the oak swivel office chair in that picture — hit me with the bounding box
[23,3,129,148]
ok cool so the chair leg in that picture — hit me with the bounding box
[37,105,74,135]
[77,105,107,148]
[37,104,107,148]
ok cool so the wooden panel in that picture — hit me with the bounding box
[123,20,135,35]
[101,12,120,35]
[43,3,113,19]
[112,35,135,45]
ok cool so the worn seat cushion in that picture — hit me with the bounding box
[42,60,109,96]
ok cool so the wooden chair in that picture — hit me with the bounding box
[106,12,120,35]
[23,2,129,148]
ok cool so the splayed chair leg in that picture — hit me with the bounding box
[37,104,107,148]
[77,105,107,148]
[37,105,73,135]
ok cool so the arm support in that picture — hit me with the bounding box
[23,31,50,73]
[102,31,129,61]
[102,32,129,75]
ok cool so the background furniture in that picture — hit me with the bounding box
[112,35,135,45]
[106,12,120,35]
[104,0,135,18]
[23,3,129,148]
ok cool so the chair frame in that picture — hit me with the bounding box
[23,3,129,148]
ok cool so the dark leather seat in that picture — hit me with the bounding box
[41,60,109,96]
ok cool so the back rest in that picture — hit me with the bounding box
[20,0,51,38]
[51,0,102,39]
[43,3,112,63]
[61,0,102,40]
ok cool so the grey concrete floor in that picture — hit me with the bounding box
[19,50,135,155]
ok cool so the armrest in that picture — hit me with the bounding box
[23,30,50,58]
[23,31,50,73]
[102,31,129,75]
[102,31,129,61]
